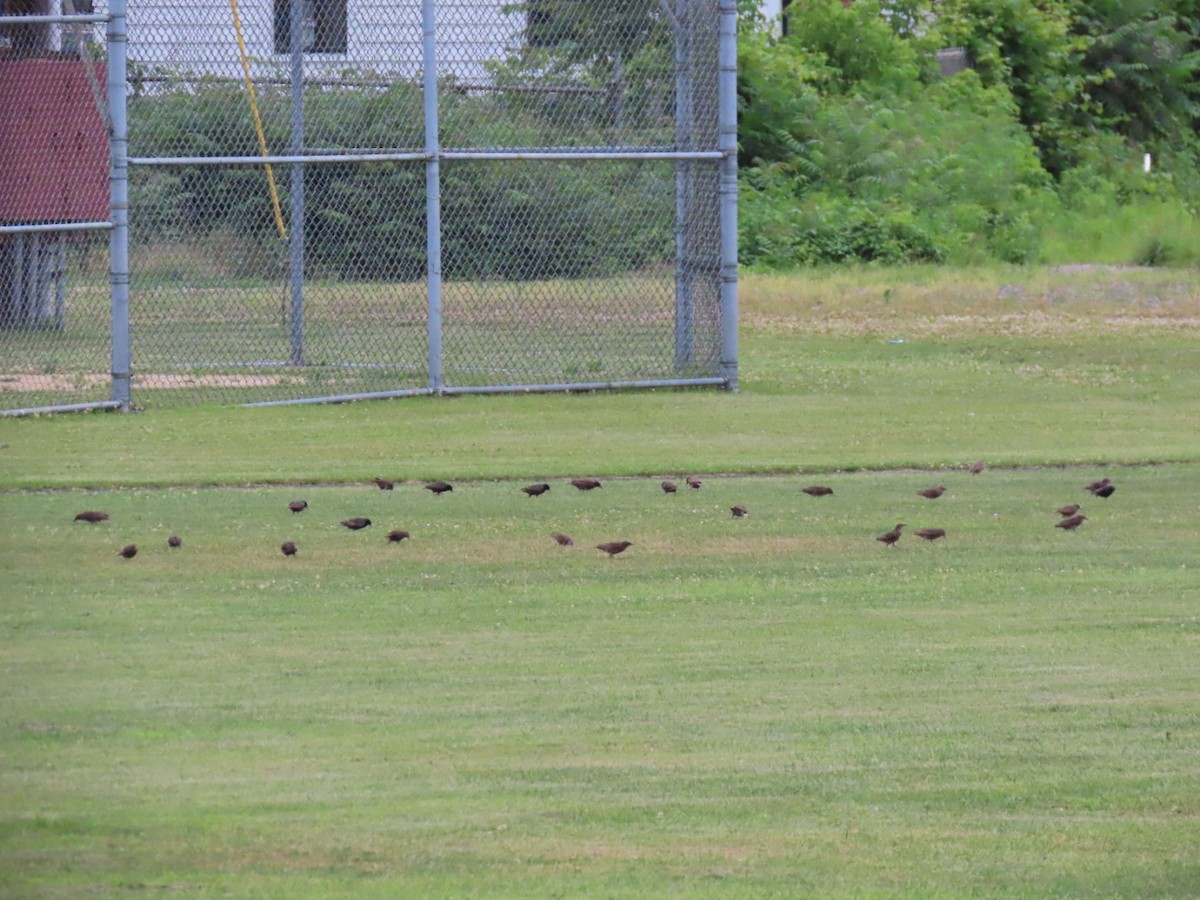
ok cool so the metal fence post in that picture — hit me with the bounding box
[718,0,739,392]
[107,0,131,409]
[288,0,306,366]
[673,0,695,372]
[423,0,443,393]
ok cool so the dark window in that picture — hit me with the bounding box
[273,0,347,55]
[525,0,576,50]
[1,0,50,54]
[781,0,793,37]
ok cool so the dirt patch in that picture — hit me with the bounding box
[0,372,305,392]
[133,373,305,389]
[0,373,108,392]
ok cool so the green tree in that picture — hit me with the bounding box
[933,0,1090,176]
[1075,0,1200,145]
[779,0,928,94]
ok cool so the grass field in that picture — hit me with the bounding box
[2,266,1199,896]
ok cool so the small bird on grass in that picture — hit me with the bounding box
[551,531,574,546]
[387,529,411,543]
[372,477,395,491]
[969,461,985,475]
[914,527,946,541]
[686,476,702,489]
[1084,478,1111,495]
[917,486,947,499]
[1056,514,1087,531]
[281,541,298,557]
[288,500,308,514]
[341,517,372,530]
[425,481,453,496]
[661,480,678,494]
[570,478,602,491]
[522,483,551,497]
[167,534,182,548]
[876,524,906,548]
[1093,483,1116,498]
[597,540,633,557]
[731,504,749,518]
[1057,504,1081,517]
[802,485,833,497]
[117,544,138,559]
[74,510,109,523]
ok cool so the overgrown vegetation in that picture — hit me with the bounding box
[738,0,1200,267]
[127,1,1200,276]
[128,77,674,282]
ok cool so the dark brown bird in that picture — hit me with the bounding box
[521,483,551,497]
[1084,477,1111,494]
[341,517,372,530]
[802,485,833,497]
[551,531,574,546]
[917,486,947,499]
[914,527,946,541]
[876,524,905,548]
[387,529,411,542]
[597,540,633,557]
[425,481,453,496]
[1093,483,1116,498]
[1056,514,1087,531]
[281,540,298,556]
[116,544,138,559]
[731,504,749,518]
[287,500,308,514]
[686,476,702,489]
[372,477,394,491]
[167,534,182,548]
[661,480,678,494]
[74,510,109,524]
[969,461,985,475]
[1057,504,1081,517]
[569,478,602,491]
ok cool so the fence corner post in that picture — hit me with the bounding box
[718,0,739,392]
[107,0,132,409]
[423,0,443,394]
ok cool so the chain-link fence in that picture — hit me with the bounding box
[2,0,736,412]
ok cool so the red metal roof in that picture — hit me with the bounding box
[0,59,108,223]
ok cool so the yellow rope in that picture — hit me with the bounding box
[230,0,288,240]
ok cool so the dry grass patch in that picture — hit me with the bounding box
[741,266,1200,337]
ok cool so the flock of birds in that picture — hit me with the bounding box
[71,462,1116,560]
[872,469,1112,547]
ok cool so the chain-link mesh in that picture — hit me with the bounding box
[1,7,111,411]
[439,156,720,386]
[3,0,730,410]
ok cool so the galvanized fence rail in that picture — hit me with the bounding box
[2,0,736,414]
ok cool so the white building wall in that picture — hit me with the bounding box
[114,0,524,84]
[41,1,778,83]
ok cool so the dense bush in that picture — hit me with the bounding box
[128,80,673,282]
[128,1,1200,277]
[739,0,1200,268]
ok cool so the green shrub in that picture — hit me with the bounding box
[738,67,1053,267]
[127,79,673,282]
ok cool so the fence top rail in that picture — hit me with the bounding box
[128,150,725,166]
[0,222,113,234]
[0,13,108,23]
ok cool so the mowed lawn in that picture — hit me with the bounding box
[2,266,1199,896]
